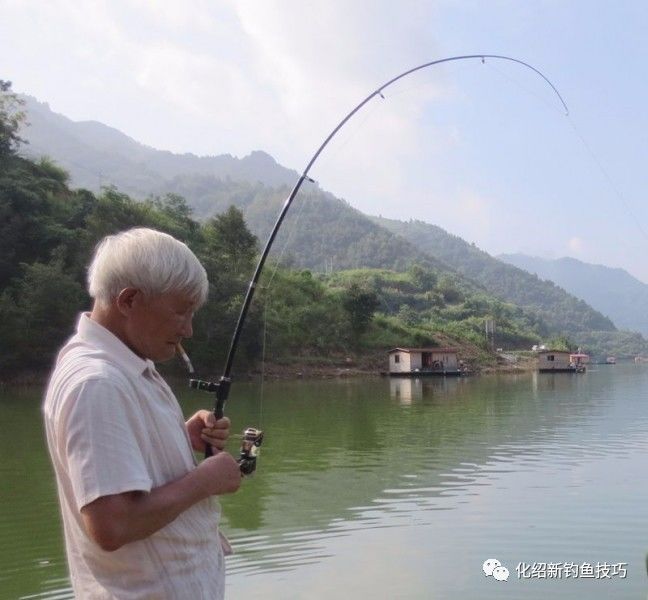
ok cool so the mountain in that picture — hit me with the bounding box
[17,94,619,341]
[371,217,616,335]
[499,254,648,336]
[19,95,299,195]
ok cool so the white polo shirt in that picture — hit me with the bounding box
[43,314,225,599]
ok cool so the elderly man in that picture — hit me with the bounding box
[43,228,241,599]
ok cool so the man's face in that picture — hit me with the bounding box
[125,290,197,362]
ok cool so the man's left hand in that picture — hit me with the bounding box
[186,410,231,453]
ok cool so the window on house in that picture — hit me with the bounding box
[394,354,400,363]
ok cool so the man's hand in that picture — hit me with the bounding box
[186,410,231,453]
[82,452,241,552]
[196,453,242,495]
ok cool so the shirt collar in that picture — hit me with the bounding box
[76,313,155,378]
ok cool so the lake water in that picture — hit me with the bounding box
[2,363,648,599]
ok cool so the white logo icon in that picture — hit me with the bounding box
[483,559,501,576]
[483,558,509,582]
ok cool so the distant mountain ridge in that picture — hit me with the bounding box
[371,217,617,335]
[18,95,456,276]
[20,95,300,195]
[499,254,648,336]
[17,93,622,341]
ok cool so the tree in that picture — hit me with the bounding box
[189,206,261,372]
[83,187,154,244]
[547,335,576,352]
[437,275,463,304]
[0,260,86,372]
[200,205,258,281]
[342,283,379,340]
[148,193,200,245]
[398,304,419,326]
[0,157,78,288]
[0,80,27,159]
[408,264,437,291]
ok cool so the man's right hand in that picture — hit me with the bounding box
[82,452,242,552]
[197,452,242,496]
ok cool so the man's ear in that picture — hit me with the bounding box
[115,288,141,316]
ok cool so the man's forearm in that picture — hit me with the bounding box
[81,454,240,551]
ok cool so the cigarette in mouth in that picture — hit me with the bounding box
[176,343,195,374]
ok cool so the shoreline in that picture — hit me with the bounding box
[1,352,541,387]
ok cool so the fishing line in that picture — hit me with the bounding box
[257,300,268,425]
[308,91,386,180]
[484,60,648,242]
[261,184,312,290]
[190,55,570,465]
[306,64,471,206]
[565,117,648,242]
[483,60,569,116]
[376,58,476,102]
[253,186,314,393]
[263,68,450,286]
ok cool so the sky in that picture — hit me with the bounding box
[2,0,648,281]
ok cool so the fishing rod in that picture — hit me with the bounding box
[187,54,569,474]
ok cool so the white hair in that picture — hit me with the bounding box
[88,228,208,307]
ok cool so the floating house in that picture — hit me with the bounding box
[569,352,590,367]
[538,350,584,373]
[388,347,461,376]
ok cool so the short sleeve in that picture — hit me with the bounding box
[62,377,153,511]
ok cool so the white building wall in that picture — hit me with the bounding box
[539,352,571,370]
[410,353,422,370]
[431,352,458,370]
[390,351,412,373]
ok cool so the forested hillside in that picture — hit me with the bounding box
[0,153,538,379]
[164,176,458,274]
[500,253,648,336]
[0,82,552,379]
[20,95,461,275]
[11,87,648,361]
[372,216,616,335]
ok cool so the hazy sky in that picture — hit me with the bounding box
[2,1,648,281]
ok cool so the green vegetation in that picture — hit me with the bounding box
[0,80,26,158]
[1,137,641,380]
[373,216,617,334]
[500,253,648,337]
[3,82,646,378]
[0,152,534,378]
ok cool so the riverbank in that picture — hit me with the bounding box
[1,347,540,386]
[244,348,539,380]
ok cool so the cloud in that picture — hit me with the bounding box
[0,0,501,229]
[2,0,453,181]
[223,1,447,168]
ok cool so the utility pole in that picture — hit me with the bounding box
[485,318,496,350]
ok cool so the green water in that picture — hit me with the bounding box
[2,364,648,599]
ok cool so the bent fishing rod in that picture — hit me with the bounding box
[185,54,569,474]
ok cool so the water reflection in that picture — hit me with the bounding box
[389,375,466,404]
[2,364,648,599]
